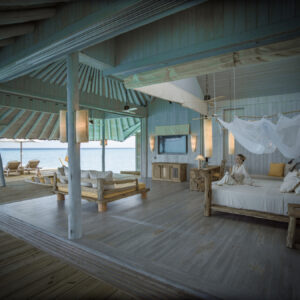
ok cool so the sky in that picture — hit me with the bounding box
[0,136,136,149]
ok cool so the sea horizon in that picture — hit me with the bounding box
[0,148,136,172]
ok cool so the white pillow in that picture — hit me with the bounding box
[57,167,68,184]
[81,170,92,187]
[280,171,300,193]
[295,184,300,194]
[89,170,113,188]
[64,166,69,177]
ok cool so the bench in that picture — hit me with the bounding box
[53,173,149,212]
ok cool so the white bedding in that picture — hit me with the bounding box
[212,178,300,216]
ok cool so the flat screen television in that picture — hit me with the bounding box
[158,135,188,154]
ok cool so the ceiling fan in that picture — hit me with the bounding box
[193,73,223,121]
[199,74,225,103]
[123,104,137,114]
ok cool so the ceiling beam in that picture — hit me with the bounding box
[0,80,147,117]
[38,114,54,139]
[13,111,37,138]
[0,8,56,25]
[0,110,25,136]
[0,23,35,40]
[49,117,59,140]
[0,0,72,9]
[0,0,203,82]
[0,37,15,47]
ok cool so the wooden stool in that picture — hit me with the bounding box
[286,204,300,249]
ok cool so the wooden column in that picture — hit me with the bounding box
[0,153,6,187]
[67,52,82,240]
[140,117,148,178]
[102,118,105,172]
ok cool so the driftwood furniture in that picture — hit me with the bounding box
[53,173,149,212]
[287,204,300,249]
[190,162,226,192]
[199,168,300,223]
[152,162,187,182]
[4,161,21,176]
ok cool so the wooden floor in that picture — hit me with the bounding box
[0,230,134,300]
[1,180,300,299]
[0,179,52,204]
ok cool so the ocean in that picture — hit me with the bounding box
[0,148,136,173]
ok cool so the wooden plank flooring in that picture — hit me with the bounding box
[0,179,52,204]
[1,180,300,299]
[0,230,135,300]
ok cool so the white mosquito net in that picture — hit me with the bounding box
[218,114,300,159]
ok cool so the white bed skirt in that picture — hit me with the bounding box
[212,179,300,216]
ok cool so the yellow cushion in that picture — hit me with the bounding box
[268,163,285,177]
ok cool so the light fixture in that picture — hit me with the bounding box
[203,118,213,158]
[191,135,197,152]
[149,135,155,152]
[59,110,67,143]
[59,110,89,143]
[76,110,89,143]
[228,131,235,155]
[195,154,205,169]
[100,139,108,146]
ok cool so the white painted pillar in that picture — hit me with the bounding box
[102,119,105,172]
[0,153,6,187]
[140,117,148,178]
[67,52,82,240]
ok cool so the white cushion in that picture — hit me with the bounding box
[280,171,300,193]
[295,184,300,194]
[89,170,113,188]
[284,163,296,176]
[64,166,69,177]
[81,170,92,187]
[57,167,67,184]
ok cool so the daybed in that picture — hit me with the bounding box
[199,169,300,222]
[53,168,149,212]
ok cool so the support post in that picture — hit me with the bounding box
[0,153,6,187]
[20,141,23,167]
[67,52,82,240]
[140,117,148,178]
[102,118,105,172]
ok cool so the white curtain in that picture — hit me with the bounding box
[218,114,300,159]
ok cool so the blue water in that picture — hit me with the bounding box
[0,148,136,173]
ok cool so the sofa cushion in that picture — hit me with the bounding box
[269,163,285,177]
[57,167,68,183]
[81,170,92,187]
[89,170,113,188]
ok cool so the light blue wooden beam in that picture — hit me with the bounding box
[0,109,26,136]
[39,114,55,139]
[0,83,146,117]
[49,116,59,140]
[0,0,204,82]
[0,107,14,120]
[25,112,45,139]
[14,111,37,138]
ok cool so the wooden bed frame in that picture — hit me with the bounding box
[199,168,289,223]
[53,173,149,212]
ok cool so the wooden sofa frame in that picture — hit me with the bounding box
[199,168,289,223]
[53,173,149,212]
